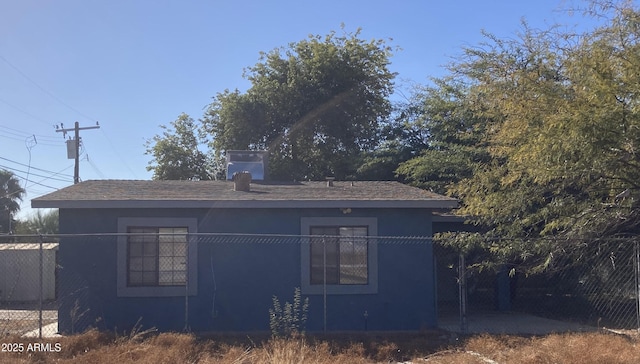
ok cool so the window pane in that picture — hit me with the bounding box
[158,256,173,271]
[143,241,157,256]
[159,228,188,285]
[309,226,370,285]
[172,271,186,284]
[159,242,173,257]
[339,227,368,284]
[129,242,143,257]
[339,238,368,284]
[339,226,367,238]
[129,272,143,285]
[127,226,189,287]
[311,227,337,236]
[128,228,156,286]
[129,257,143,271]
[310,228,339,285]
[158,271,173,285]
[142,271,157,285]
[143,257,157,271]
[129,227,157,243]
[174,242,187,257]
[158,227,187,243]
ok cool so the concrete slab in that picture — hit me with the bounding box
[439,311,595,335]
[23,322,60,338]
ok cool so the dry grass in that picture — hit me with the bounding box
[423,332,640,364]
[0,330,639,363]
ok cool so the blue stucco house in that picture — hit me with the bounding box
[32,178,458,333]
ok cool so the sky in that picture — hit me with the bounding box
[0,0,602,219]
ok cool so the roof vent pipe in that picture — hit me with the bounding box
[233,171,252,192]
[326,177,335,187]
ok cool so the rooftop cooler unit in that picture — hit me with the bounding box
[226,150,268,180]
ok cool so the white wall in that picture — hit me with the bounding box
[0,245,57,302]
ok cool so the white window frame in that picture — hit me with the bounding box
[117,217,198,297]
[301,217,378,295]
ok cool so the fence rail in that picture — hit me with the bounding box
[1,234,639,336]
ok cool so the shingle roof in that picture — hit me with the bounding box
[31,180,458,209]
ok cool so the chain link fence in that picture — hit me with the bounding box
[2,234,640,336]
[0,237,59,338]
[2,233,438,335]
[433,236,640,332]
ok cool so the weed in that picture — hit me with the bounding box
[69,299,89,335]
[114,318,157,344]
[268,287,309,337]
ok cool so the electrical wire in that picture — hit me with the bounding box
[0,156,74,178]
[0,164,73,183]
[0,130,62,147]
[0,125,61,142]
[0,55,140,181]
[100,128,138,178]
[0,54,97,122]
[0,133,25,142]
[0,97,53,127]
[1,170,58,191]
[81,143,106,179]
[23,135,37,194]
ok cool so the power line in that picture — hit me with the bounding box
[80,144,106,179]
[0,133,25,142]
[0,56,140,182]
[0,97,53,127]
[0,127,27,138]
[0,156,74,178]
[0,168,60,191]
[0,125,61,142]
[0,164,73,183]
[0,134,61,149]
[0,54,97,122]
[0,127,63,147]
[0,132,62,147]
[100,128,139,179]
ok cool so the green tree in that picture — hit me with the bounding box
[145,113,212,180]
[15,209,59,235]
[354,92,436,182]
[202,28,395,180]
[0,169,25,234]
[394,78,491,194]
[440,1,640,271]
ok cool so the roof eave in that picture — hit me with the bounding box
[32,199,459,210]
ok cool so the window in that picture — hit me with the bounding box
[127,227,187,286]
[117,218,198,297]
[301,217,377,295]
[310,226,368,285]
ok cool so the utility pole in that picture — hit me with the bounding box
[56,121,100,184]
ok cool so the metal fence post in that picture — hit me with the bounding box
[634,240,640,331]
[38,234,43,339]
[184,233,190,332]
[323,236,327,333]
[458,253,468,333]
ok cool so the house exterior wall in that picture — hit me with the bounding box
[57,207,435,333]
